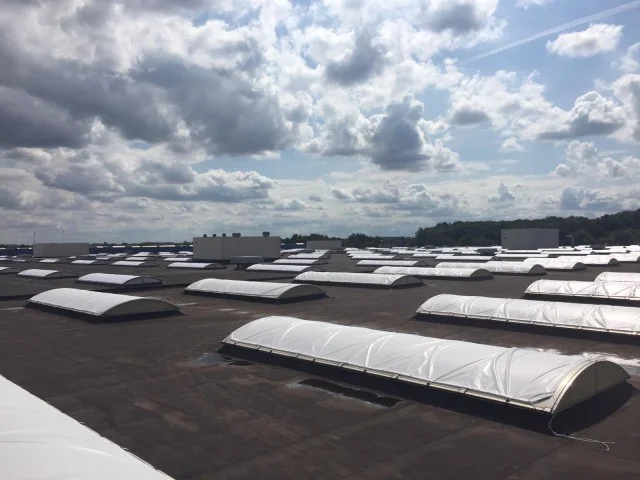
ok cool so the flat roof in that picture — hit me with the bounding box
[1,253,640,478]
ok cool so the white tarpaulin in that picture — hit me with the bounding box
[436,262,546,275]
[17,269,76,279]
[70,259,109,265]
[246,264,323,273]
[186,278,326,300]
[522,258,586,271]
[223,316,628,413]
[76,273,163,287]
[595,272,640,283]
[293,271,422,287]
[166,262,224,269]
[610,253,640,263]
[28,288,178,317]
[434,255,494,262]
[418,294,640,335]
[0,374,175,479]
[558,255,619,266]
[373,266,492,279]
[494,253,549,259]
[112,261,158,267]
[525,280,640,302]
[273,259,328,265]
[356,260,427,267]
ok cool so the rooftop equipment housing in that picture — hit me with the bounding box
[223,316,628,414]
[33,243,90,258]
[501,228,559,250]
[418,294,640,336]
[193,235,281,262]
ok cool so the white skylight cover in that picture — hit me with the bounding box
[39,258,61,263]
[70,259,109,265]
[166,262,223,269]
[76,273,162,286]
[162,257,192,262]
[112,261,157,267]
[373,266,491,279]
[595,272,640,283]
[436,262,546,275]
[558,255,619,266]
[223,316,621,412]
[610,253,640,263]
[273,259,327,265]
[186,279,325,299]
[525,280,640,302]
[0,374,176,480]
[288,252,329,259]
[434,255,494,261]
[418,294,640,336]
[522,258,586,270]
[246,264,322,272]
[17,269,64,278]
[125,256,154,261]
[356,260,425,267]
[494,253,550,259]
[28,288,176,316]
[349,254,399,260]
[294,271,421,286]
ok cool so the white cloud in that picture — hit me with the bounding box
[500,137,524,152]
[553,140,640,178]
[611,74,640,142]
[536,91,626,140]
[515,0,554,9]
[487,182,516,202]
[546,24,623,58]
[616,42,640,73]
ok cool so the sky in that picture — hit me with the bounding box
[1,0,640,243]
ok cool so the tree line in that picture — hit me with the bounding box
[284,209,640,247]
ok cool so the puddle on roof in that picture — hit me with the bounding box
[293,378,402,408]
[187,352,253,367]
